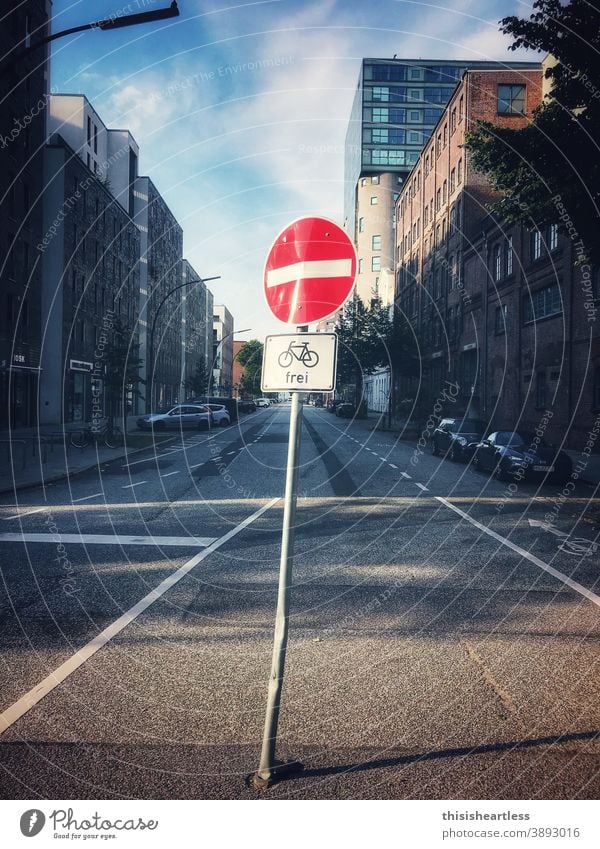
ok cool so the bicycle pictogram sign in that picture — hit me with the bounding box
[277,340,320,369]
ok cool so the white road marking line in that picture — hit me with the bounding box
[189,462,205,469]
[415,483,429,492]
[71,493,102,503]
[400,472,411,479]
[121,481,147,489]
[266,259,352,288]
[389,463,398,469]
[0,533,217,547]
[436,496,600,609]
[1,507,46,521]
[0,497,280,736]
[160,471,179,478]
[226,451,236,455]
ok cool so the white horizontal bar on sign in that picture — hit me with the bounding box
[266,259,352,288]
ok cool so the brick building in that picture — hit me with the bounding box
[395,67,548,424]
[0,0,51,428]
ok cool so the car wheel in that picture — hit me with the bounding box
[450,444,460,462]
[220,419,229,427]
[494,460,508,481]
[473,452,482,471]
[431,439,439,456]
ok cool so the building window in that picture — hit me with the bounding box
[450,107,457,133]
[436,188,441,211]
[506,236,513,275]
[459,95,464,121]
[457,158,463,184]
[494,244,502,280]
[549,223,559,251]
[358,259,363,274]
[498,84,526,115]
[372,107,389,122]
[524,283,562,323]
[409,88,422,100]
[370,196,378,205]
[535,371,547,408]
[358,217,365,232]
[372,86,389,102]
[371,175,379,185]
[408,130,421,143]
[87,115,91,146]
[495,304,507,334]
[531,229,542,260]
[450,168,456,194]
[442,179,447,203]
[443,124,448,147]
[372,235,381,250]
[372,256,381,272]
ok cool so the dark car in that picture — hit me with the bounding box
[327,399,342,414]
[431,417,485,462]
[473,431,572,482]
[314,398,324,408]
[335,402,356,418]
[238,399,256,413]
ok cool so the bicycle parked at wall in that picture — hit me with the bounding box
[70,418,124,449]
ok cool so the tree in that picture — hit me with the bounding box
[465,0,600,262]
[102,316,144,423]
[236,339,263,397]
[188,355,208,396]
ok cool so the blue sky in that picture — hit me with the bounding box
[50,0,534,339]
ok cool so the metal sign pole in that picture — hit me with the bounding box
[252,346,306,790]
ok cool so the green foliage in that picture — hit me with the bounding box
[465,0,600,262]
[236,338,263,396]
[102,315,144,421]
[188,356,208,396]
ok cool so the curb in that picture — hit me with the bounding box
[0,434,177,496]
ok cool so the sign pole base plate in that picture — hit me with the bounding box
[248,759,305,791]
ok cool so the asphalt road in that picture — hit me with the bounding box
[0,404,599,799]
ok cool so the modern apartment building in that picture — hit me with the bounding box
[180,259,214,400]
[39,134,140,423]
[212,305,234,395]
[134,176,183,411]
[0,0,51,428]
[345,58,539,308]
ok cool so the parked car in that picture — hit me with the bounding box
[192,396,238,423]
[335,402,356,418]
[238,399,256,413]
[256,398,271,408]
[137,404,212,431]
[205,404,231,427]
[314,398,324,408]
[327,399,342,414]
[473,431,572,482]
[431,417,485,462]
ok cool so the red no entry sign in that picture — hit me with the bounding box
[263,216,357,325]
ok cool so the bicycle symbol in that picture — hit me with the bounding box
[278,340,320,369]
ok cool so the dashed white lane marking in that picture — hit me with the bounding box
[72,493,103,503]
[160,471,179,478]
[189,462,204,469]
[389,463,398,469]
[121,481,147,489]
[436,496,600,609]
[400,472,411,479]
[0,497,280,736]
[0,533,217,547]
[1,507,46,521]
[415,483,429,492]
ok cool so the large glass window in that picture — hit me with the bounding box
[531,229,542,260]
[372,64,407,81]
[425,88,451,104]
[372,107,389,122]
[389,108,406,123]
[370,149,406,165]
[424,108,441,124]
[498,84,526,115]
[372,256,381,272]
[372,86,389,102]
[372,235,381,250]
[495,304,508,335]
[425,66,462,82]
[524,283,562,323]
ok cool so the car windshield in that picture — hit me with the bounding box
[496,431,547,448]
[454,420,484,433]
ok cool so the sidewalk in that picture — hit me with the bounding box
[0,416,170,495]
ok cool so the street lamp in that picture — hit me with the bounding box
[208,328,251,398]
[2,2,180,77]
[148,275,220,410]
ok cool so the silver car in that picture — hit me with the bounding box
[137,404,212,431]
[206,404,231,427]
